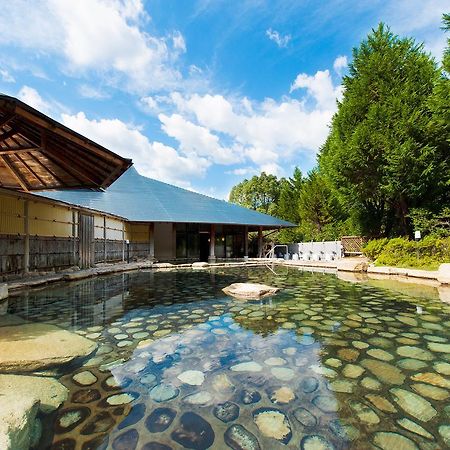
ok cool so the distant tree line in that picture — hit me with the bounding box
[229,18,450,243]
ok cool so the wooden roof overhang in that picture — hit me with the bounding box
[0,95,132,191]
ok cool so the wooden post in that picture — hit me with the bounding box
[72,209,77,265]
[103,215,107,262]
[122,222,125,262]
[24,199,30,273]
[149,222,155,260]
[244,225,248,260]
[258,226,263,258]
[209,224,216,262]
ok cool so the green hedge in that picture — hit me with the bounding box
[362,236,450,270]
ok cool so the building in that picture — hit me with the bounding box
[0,95,294,277]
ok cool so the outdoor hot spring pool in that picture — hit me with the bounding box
[5,267,450,449]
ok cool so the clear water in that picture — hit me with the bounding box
[6,267,450,450]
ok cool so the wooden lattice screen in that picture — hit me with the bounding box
[341,236,367,255]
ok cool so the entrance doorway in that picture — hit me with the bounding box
[199,233,209,262]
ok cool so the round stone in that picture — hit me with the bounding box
[106,393,137,406]
[145,407,176,433]
[373,432,419,450]
[439,425,450,446]
[177,370,205,386]
[342,364,365,378]
[253,407,292,444]
[271,367,295,381]
[183,391,212,405]
[301,377,319,393]
[112,428,139,450]
[293,408,317,427]
[149,384,179,403]
[329,420,359,441]
[224,424,261,450]
[365,394,397,413]
[73,371,97,386]
[337,348,359,362]
[212,374,235,394]
[397,418,434,440]
[114,334,128,340]
[300,434,335,450]
[56,407,90,432]
[367,348,394,361]
[133,332,149,339]
[328,380,354,393]
[360,359,405,385]
[269,386,295,404]
[397,358,428,370]
[312,395,339,413]
[171,412,215,450]
[264,357,286,366]
[213,402,240,423]
[230,362,262,372]
[397,346,434,361]
[348,400,379,424]
[390,388,437,422]
[434,361,450,375]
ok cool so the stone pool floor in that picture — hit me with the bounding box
[6,267,450,449]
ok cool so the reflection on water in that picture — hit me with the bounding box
[7,268,450,449]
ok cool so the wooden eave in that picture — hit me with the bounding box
[0,95,132,191]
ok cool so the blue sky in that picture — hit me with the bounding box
[0,0,447,199]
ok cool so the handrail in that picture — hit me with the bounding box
[265,244,288,258]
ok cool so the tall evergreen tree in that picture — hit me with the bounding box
[320,24,447,237]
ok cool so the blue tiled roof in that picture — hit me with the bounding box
[39,167,295,228]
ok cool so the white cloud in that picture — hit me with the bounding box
[61,111,209,187]
[172,31,187,53]
[333,55,347,75]
[159,66,342,173]
[266,28,291,48]
[290,69,342,110]
[17,86,51,114]
[0,68,15,83]
[158,113,242,165]
[78,84,109,99]
[0,0,184,93]
[383,0,447,60]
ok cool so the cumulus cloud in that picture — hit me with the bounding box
[159,113,242,165]
[61,111,209,187]
[266,28,291,48]
[290,69,342,110]
[333,55,347,75]
[0,0,184,94]
[159,66,342,173]
[17,86,51,114]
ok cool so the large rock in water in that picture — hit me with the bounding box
[0,375,68,450]
[222,283,279,299]
[0,394,39,450]
[0,323,97,372]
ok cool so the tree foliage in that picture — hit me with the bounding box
[320,23,448,237]
[229,172,281,215]
[229,18,450,244]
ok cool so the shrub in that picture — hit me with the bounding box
[363,238,389,260]
[368,236,450,270]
